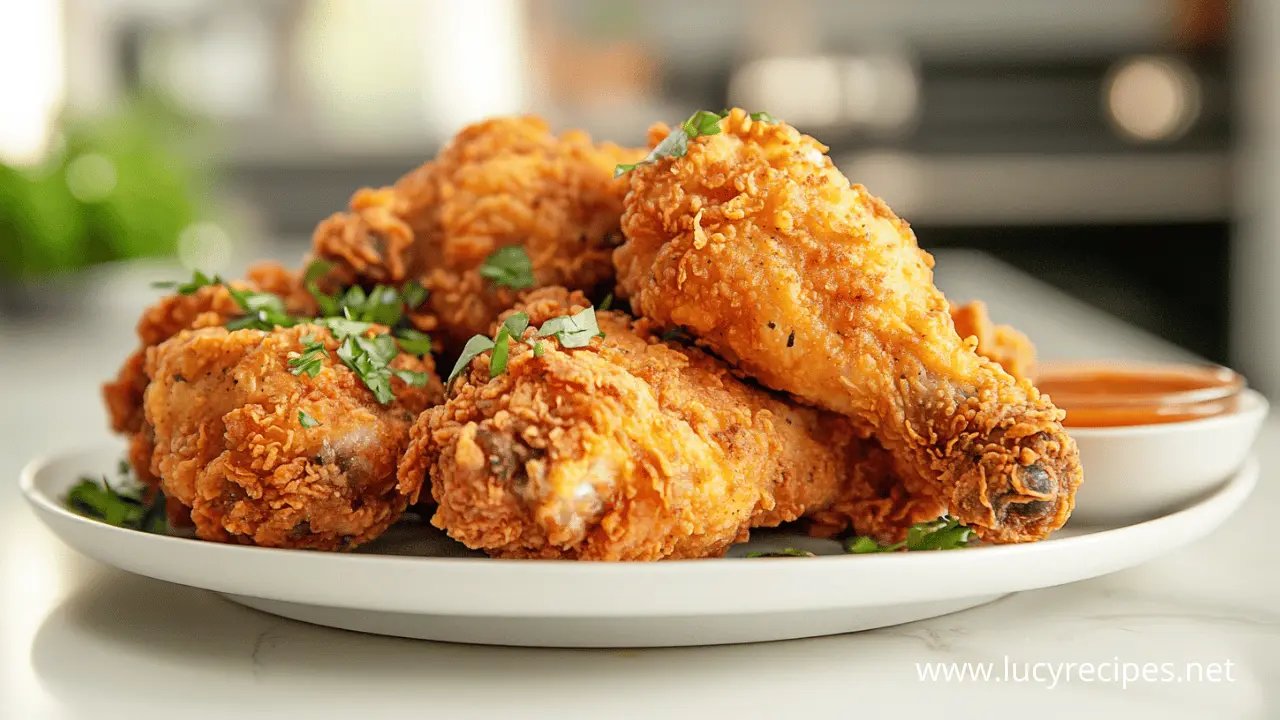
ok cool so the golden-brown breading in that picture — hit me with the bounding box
[397,288,876,560]
[951,300,1036,381]
[145,324,442,549]
[309,116,644,353]
[102,262,316,490]
[615,109,1081,543]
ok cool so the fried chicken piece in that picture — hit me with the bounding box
[144,324,442,549]
[102,262,316,494]
[951,300,1036,381]
[615,109,1081,543]
[309,116,644,353]
[398,288,882,560]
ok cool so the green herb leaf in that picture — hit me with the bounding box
[745,548,816,558]
[288,335,327,378]
[479,246,535,290]
[490,326,513,378]
[315,317,375,339]
[394,328,433,357]
[304,259,334,286]
[537,306,601,349]
[298,410,321,428]
[844,516,974,554]
[500,311,530,340]
[152,269,221,295]
[391,367,429,387]
[599,293,613,311]
[533,341,545,358]
[449,334,497,383]
[225,286,298,331]
[749,111,777,123]
[614,109,728,177]
[64,463,166,534]
[402,281,428,309]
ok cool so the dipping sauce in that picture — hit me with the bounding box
[1034,362,1244,428]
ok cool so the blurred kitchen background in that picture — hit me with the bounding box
[6,0,1280,391]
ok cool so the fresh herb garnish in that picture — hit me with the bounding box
[533,341,545,358]
[64,464,166,533]
[479,246,536,290]
[337,333,427,404]
[537,306,602,348]
[394,328,432,357]
[748,110,777,123]
[448,334,497,383]
[298,410,321,428]
[225,286,299,331]
[599,293,613,311]
[288,335,327,378]
[745,548,816,558]
[402,281,428,309]
[614,109,728,177]
[844,516,974,554]
[151,269,222,295]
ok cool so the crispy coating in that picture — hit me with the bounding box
[144,324,442,549]
[615,109,1081,543]
[102,263,317,489]
[951,300,1036,381]
[398,288,875,560]
[309,116,644,353]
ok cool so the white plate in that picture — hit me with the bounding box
[23,446,1257,647]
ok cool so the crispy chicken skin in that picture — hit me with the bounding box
[951,300,1036,381]
[102,262,315,489]
[398,288,880,560]
[310,116,645,353]
[615,109,1080,543]
[144,324,442,549]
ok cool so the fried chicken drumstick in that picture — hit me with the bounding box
[397,289,928,559]
[145,324,442,549]
[310,116,644,353]
[615,109,1081,543]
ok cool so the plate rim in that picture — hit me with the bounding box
[21,445,1258,618]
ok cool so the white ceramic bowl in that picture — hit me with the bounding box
[1067,388,1268,525]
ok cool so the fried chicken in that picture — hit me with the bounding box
[144,324,442,549]
[310,116,644,353]
[102,262,316,491]
[951,300,1036,381]
[397,288,897,560]
[615,109,1081,543]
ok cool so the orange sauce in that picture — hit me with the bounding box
[1034,363,1244,428]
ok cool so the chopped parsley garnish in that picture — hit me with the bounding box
[394,328,433,357]
[64,463,166,533]
[448,334,497,383]
[537,306,602,348]
[225,286,298,331]
[402,281,428,309]
[336,332,428,404]
[298,410,321,428]
[479,246,535,290]
[746,548,816,558]
[844,516,974,554]
[288,335,327,378]
[599,293,614,311]
[151,269,223,295]
[450,307,601,382]
[614,109,778,177]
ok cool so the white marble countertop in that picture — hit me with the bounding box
[0,250,1273,719]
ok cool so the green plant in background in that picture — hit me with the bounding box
[0,93,210,279]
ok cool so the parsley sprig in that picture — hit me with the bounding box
[479,246,535,290]
[614,109,778,177]
[448,306,604,383]
[64,460,167,533]
[298,410,321,428]
[152,269,223,295]
[844,516,974,554]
